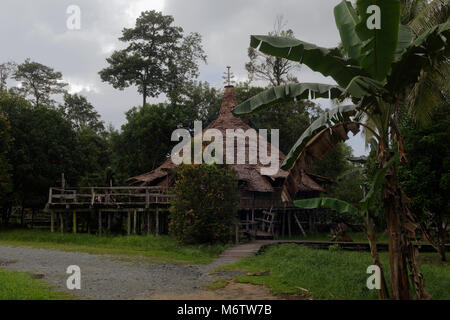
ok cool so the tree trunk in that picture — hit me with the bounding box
[364,217,389,300]
[142,85,147,107]
[382,161,429,299]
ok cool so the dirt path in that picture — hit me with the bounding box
[0,241,298,300]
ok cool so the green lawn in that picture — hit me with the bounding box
[0,269,70,300]
[217,244,450,300]
[0,230,228,264]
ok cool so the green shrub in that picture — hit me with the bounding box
[169,164,239,244]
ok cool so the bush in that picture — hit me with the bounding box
[169,164,239,244]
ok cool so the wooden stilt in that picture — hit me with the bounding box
[60,213,64,233]
[127,211,131,235]
[31,209,35,229]
[98,210,102,236]
[50,211,55,233]
[288,211,292,237]
[133,210,137,234]
[155,207,159,236]
[246,211,249,231]
[73,211,77,234]
[309,212,313,233]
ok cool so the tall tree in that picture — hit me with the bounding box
[246,16,300,86]
[0,62,16,93]
[166,80,222,128]
[399,102,450,261]
[99,10,206,107]
[13,59,67,107]
[0,102,12,207]
[74,127,111,187]
[112,103,176,179]
[233,0,449,299]
[0,93,77,210]
[61,93,104,133]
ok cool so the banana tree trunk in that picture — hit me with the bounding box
[382,165,410,299]
[364,217,389,299]
[382,159,430,300]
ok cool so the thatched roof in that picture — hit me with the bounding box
[128,86,329,194]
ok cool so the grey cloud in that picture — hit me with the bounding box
[0,0,367,155]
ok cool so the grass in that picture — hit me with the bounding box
[0,268,71,300]
[0,230,228,265]
[217,243,450,300]
[205,278,231,290]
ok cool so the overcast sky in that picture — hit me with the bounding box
[0,0,367,156]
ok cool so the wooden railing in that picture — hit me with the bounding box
[48,186,174,208]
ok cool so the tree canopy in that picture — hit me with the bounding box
[13,59,67,107]
[99,10,206,107]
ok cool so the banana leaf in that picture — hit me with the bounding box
[249,35,366,88]
[334,0,363,62]
[343,76,387,99]
[355,0,401,81]
[282,105,358,170]
[281,106,360,201]
[232,83,343,116]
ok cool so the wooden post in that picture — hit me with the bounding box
[147,212,150,236]
[50,211,55,233]
[133,210,137,234]
[235,222,239,244]
[246,211,249,231]
[127,211,131,235]
[251,193,255,221]
[73,211,77,234]
[98,210,102,237]
[31,209,35,229]
[155,207,159,236]
[288,211,292,237]
[60,213,64,233]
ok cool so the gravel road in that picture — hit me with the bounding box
[0,245,243,300]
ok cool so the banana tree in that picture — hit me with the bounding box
[295,152,398,299]
[232,0,449,299]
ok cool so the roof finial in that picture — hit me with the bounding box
[223,66,235,87]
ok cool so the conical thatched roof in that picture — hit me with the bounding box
[128,86,329,194]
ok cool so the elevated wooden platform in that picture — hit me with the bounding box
[45,186,174,235]
[46,186,173,211]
